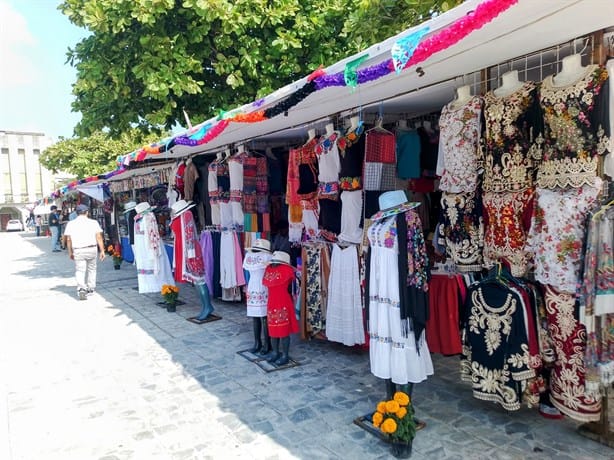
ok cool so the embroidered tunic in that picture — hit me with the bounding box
[482,82,543,193]
[437,96,483,193]
[263,263,299,338]
[133,211,174,294]
[460,281,534,411]
[243,251,272,317]
[537,65,610,189]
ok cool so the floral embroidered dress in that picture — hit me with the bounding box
[316,132,342,234]
[263,263,299,338]
[460,281,534,411]
[170,210,206,284]
[536,65,610,190]
[436,95,483,193]
[367,211,433,384]
[481,82,543,275]
[133,210,174,294]
[527,178,603,293]
[243,250,272,317]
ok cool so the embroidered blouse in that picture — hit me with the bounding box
[437,96,483,193]
[536,65,610,189]
[482,81,543,193]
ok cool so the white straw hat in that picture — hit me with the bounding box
[270,251,292,266]
[135,202,154,214]
[171,199,196,218]
[123,201,137,213]
[249,238,272,253]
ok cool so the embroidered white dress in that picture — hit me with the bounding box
[368,216,433,384]
[325,244,365,346]
[133,211,175,294]
[243,251,272,317]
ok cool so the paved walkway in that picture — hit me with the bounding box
[0,231,611,460]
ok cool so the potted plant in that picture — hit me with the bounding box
[107,244,123,269]
[161,284,179,312]
[372,391,416,458]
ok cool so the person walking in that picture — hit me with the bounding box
[48,205,62,252]
[63,204,106,300]
[35,215,42,237]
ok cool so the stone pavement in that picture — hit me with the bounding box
[0,231,611,460]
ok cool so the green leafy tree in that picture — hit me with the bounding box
[60,0,458,137]
[39,130,161,178]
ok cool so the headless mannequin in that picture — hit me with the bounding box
[216,151,223,161]
[396,119,408,130]
[494,70,524,97]
[325,122,336,136]
[553,53,591,87]
[451,84,473,109]
[421,120,432,132]
[265,147,276,159]
[349,115,360,131]
[236,143,246,155]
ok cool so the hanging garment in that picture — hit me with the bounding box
[263,263,299,338]
[460,279,535,411]
[175,161,187,198]
[437,96,483,193]
[527,179,602,293]
[300,243,330,338]
[243,250,272,317]
[337,126,365,191]
[543,284,601,422]
[339,190,363,244]
[537,65,610,189]
[208,161,221,227]
[425,274,462,355]
[396,129,421,179]
[482,188,534,277]
[326,244,365,346]
[183,160,199,202]
[482,81,543,193]
[437,190,484,272]
[366,212,433,384]
[133,211,174,293]
[199,230,214,294]
[220,231,238,289]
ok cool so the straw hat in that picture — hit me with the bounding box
[135,202,155,214]
[123,201,137,213]
[370,190,417,221]
[270,251,292,266]
[248,238,272,253]
[171,199,196,218]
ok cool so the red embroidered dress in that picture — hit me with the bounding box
[263,263,299,338]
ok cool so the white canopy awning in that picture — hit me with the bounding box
[132,0,613,161]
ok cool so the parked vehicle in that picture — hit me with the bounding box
[6,219,24,232]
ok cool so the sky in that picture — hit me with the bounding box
[0,0,88,140]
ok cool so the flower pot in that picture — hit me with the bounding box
[390,440,412,459]
[166,303,177,313]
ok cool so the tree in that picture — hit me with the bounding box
[60,0,459,137]
[39,130,162,178]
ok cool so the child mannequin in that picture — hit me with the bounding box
[262,251,298,366]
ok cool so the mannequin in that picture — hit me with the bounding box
[216,151,223,161]
[170,199,215,321]
[307,128,317,142]
[422,120,432,132]
[243,239,273,355]
[236,143,246,155]
[262,251,298,366]
[396,119,408,129]
[349,115,360,131]
[451,84,473,108]
[494,70,523,97]
[325,123,336,136]
[553,53,591,87]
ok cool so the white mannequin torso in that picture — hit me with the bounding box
[396,119,408,129]
[552,54,594,87]
[325,123,336,136]
[450,84,473,109]
[307,128,317,142]
[494,70,524,97]
[349,116,360,131]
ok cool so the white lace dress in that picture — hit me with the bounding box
[243,251,272,317]
[325,244,365,346]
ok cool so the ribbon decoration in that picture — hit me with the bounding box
[391,27,430,74]
[344,54,369,89]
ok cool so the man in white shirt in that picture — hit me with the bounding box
[64,204,106,300]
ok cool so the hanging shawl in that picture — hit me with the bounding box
[141,211,162,274]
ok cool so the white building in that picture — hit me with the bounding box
[0,130,69,230]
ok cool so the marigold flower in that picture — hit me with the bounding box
[396,407,407,419]
[376,401,387,414]
[393,391,410,406]
[381,418,397,434]
[385,400,400,413]
[372,411,383,427]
